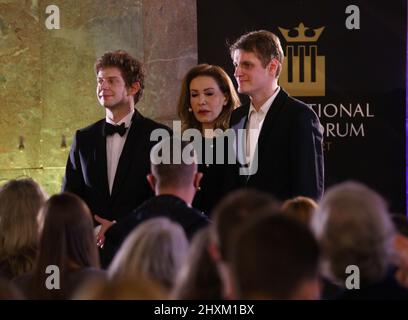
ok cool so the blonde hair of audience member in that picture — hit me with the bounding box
[172,227,223,299]
[0,178,47,279]
[30,193,100,299]
[177,64,240,134]
[72,276,167,300]
[282,196,318,226]
[311,181,396,285]
[109,217,189,291]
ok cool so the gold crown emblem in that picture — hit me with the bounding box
[278,23,325,42]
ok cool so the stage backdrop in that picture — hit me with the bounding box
[197,0,407,214]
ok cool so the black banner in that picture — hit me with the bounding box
[197,0,407,214]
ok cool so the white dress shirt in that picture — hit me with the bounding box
[106,109,134,194]
[246,87,281,165]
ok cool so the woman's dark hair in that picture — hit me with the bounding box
[31,193,99,299]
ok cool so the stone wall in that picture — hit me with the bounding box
[0,0,197,194]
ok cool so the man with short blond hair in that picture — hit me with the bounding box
[230,30,324,202]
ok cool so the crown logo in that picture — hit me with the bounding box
[279,23,325,42]
[278,22,326,96]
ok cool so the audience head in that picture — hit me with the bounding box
[209,189,280,299]
[311,181,395,285]
[109,217,189,291]
[0,178,47,278]
[211,189,280,262]
[178,64,240,133]
[172,227,223,299]
[149,137,202,205]
[32,192,99,299]
[230,214,320,299]
[282,196,318,226]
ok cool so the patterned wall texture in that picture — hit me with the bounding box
[0,0,197,194]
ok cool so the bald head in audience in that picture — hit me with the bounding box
[148,137,202,203]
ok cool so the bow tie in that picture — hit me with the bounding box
[104,122,127,137]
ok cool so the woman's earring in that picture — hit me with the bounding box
[188,108,193,112]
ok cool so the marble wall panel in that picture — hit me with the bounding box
[0,0,197,194]
[142,0,197,125]
[0,1,42,170]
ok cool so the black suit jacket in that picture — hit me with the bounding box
[62,109,170,221]
[230,88,324,201]
[103,194,210,266]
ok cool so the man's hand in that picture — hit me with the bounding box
[94,214,116,249]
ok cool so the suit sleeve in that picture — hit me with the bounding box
[290,108,324,201]
[61,130,85,197]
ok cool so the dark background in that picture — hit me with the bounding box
[197,0,407,214]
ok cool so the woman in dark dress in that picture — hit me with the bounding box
[178,64,240,216]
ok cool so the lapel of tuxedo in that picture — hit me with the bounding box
[110,110,142,201]
[94,123,110,201]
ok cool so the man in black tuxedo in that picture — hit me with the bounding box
[229,30,324,201]
[62,50,169,253]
